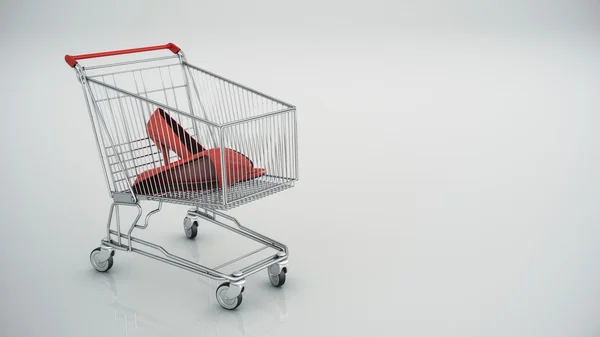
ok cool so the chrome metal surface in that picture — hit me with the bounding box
[102,231,285,283]
[188,208,214,220]
[77,53,297,208]
[182,62,294,108]
[70,45,296,309]
[138,201,162,229]
[139,178,295,210]
[112,191,136,203]
[125,204,143,251]
[103,208,289,282]
[84,55,180,71]
[188,208,285,252]
[212,246,269,271]
[238,254,286,276]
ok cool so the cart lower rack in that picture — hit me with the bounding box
[65,43,298,310]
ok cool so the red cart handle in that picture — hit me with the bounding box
[65,43,181,67]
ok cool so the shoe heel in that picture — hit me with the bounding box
[157,142,170,164]
[146,108,205,161]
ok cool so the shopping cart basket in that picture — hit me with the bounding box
[65,43,297,310]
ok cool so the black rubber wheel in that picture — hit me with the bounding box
[185,220,198,239]
[90,247,114,272]
[216,282,243,310]
[268,267,287,287]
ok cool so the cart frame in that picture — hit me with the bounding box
[66,43,296,310]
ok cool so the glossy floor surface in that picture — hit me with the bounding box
[2,1,600,336]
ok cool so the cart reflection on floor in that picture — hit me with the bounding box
[91,272,288,337]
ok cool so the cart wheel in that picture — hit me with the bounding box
[216,282,243,310]
[90,247,114,272]
[184,217,198,239]
[268,267,287,287]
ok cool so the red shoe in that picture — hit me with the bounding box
[146,108,205,164]
[132,148,266,195]
[133,109,266,195]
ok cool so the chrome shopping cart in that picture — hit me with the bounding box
[65,43,297,310]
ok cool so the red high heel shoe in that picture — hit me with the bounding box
[132,109,266,195]
[146,108,205,164]
[131,149,266,195]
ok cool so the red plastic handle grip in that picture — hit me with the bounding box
[65,43,181,67]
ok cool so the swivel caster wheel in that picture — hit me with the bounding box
[183,216,198,239]
[268,265,287,287]
[90,247,114,272]
[216,282,243,310]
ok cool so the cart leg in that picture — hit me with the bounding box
[103,202,143,250]
[105,203,116,243]
[125,204,143,251]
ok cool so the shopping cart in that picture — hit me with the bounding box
[65,43,297,310]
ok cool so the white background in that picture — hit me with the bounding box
[1,1,600,336]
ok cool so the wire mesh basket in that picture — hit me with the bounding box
[78,45,297,209]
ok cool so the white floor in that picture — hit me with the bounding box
[2,1,600,336]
